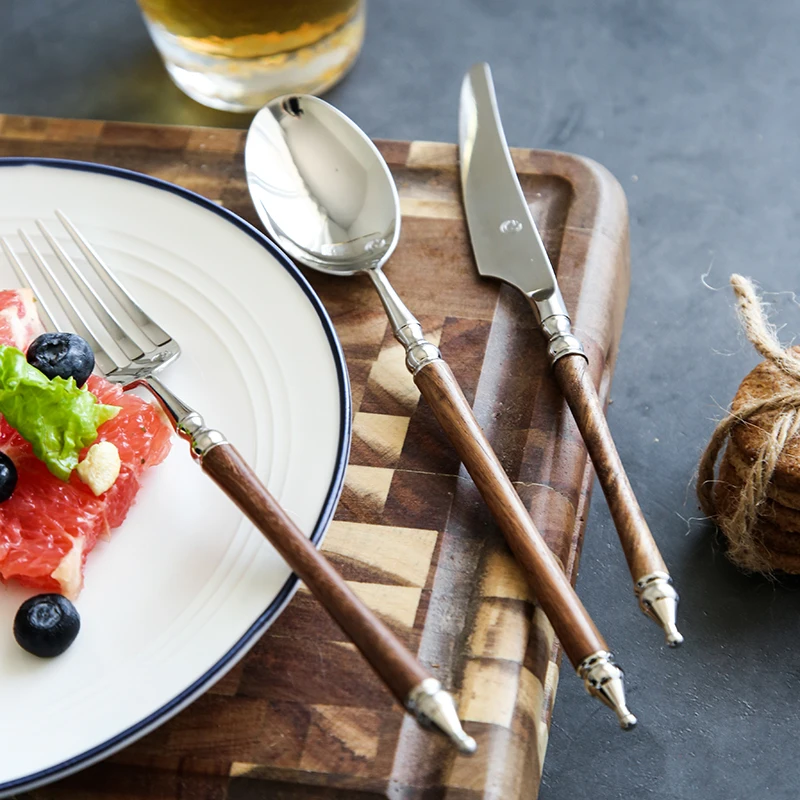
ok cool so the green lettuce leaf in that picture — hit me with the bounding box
[0,345,120,481]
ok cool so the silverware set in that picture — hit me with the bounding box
[1,62,680,753]
[243,61,681,738]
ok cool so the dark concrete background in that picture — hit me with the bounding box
[3,0,800,796]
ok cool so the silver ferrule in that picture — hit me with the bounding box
[178,411,228,458]
[577,651,637,730]
[540,313,585,363]
[635,571,683,647]
[527,289,586,365]
[146,375,228,458]
[527,289,570,324]
[396,321,442,374]
[369,268,442,375]
[406,678,477,755]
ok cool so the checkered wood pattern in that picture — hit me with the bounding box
[0,116,629,800]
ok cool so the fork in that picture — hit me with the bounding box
[0,211,476,755]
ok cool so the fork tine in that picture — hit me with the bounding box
[56,210,172,347]
[36,220,145,363]
[1,237,59,333]
[17,230,120,377]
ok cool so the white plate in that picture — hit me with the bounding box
[0,160,350,795]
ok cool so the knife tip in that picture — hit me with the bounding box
[467,61,491,79]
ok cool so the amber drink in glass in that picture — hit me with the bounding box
[138,0,365,111]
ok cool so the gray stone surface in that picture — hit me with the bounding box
[3,0,800,796]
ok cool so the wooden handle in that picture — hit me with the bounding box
[201,443,429,702]
[414,359,607,668]
[553,354,668,580]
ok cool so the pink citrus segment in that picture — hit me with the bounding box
[0,289,45,351]
[0,289,44,447]
[0,290,172,597]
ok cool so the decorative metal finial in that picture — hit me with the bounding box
[635,572,683,647]
[577,651,637,730]
[406,678,477,755]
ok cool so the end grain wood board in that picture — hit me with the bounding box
[0,114,629,800]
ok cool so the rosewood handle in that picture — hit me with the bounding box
[414,358,607,668]
[552,354,681,645]
[202,443,429,700]
[366,271,632,725]
[200,444,477,752]
[552,355,666,578]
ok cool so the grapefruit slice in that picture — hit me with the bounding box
[0,290,172,597]
[0,289,45,351]
[0,289,45,447]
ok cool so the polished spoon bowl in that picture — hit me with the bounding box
[245,96,636,729]
[245,95,425,351]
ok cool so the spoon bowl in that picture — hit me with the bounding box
[246,95,400,276]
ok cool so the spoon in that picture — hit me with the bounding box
[245,96,635,729]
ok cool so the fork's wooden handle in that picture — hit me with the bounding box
[552,354,668,581]
[414,359,607,668]
[201,443,429,701]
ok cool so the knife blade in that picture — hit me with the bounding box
[459,63,562,309]
[459,63,583,363]
[458,62,682,647]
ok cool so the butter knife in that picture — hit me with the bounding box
[459,62,682,647]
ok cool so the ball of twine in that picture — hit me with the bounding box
[697,274,800,573]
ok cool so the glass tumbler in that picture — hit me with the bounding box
[137,0,366,112]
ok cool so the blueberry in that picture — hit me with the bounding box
[27,332,95,387]
[0,452,16,502]
[14,594,80,658]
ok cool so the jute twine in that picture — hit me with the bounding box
[697,274,800,573]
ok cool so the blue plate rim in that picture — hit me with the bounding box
[0,157,352,795]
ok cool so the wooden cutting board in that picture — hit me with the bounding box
[0,114,629,800]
